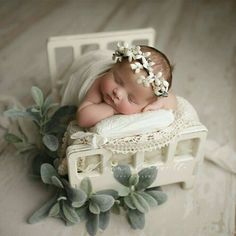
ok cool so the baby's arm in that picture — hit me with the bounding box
[77,102,117,128]
[76,79,117,128]
[143,90,177,112]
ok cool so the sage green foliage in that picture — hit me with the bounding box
[4,86,168,235]
[4,86,77,176]
[28,163,119,236]
[78,177,118,236]
[112,164,168,229]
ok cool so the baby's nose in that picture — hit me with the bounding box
[113,88,122,100]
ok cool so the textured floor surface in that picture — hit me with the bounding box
[0,0,235,235]
[0,0,235,150]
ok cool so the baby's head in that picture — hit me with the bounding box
[100,43,172,115]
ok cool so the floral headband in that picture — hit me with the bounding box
[112,42,169,97]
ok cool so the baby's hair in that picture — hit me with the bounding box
[140,45,173,89]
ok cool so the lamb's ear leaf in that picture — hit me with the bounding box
[42,95,58,115]
[40,163,58,185]
[75,204,88,221]
[136,166,157,190]
[90,194,114,212]
[124,195,136,210]
[129,173,139,186]
[31,86,44,107]
[27,194,58,224]
[130,192,149,213]
[45,105,77,132]
[145,190,168,205]
[112,165,131,187]
[48,202,60,217]
[61,201,80,224]
[127,209,145,229]
[80,177,93,196]
[111,201,120,215]
[4,133,23,143]
[42,134,59,152]
[60,178,87,208]
[4,108,30,118]
[89,200,100,215]
[95,189,119,199]
[51,176,64,188]
[99,210,110,230]
[137,191,157,207]
[86,212,99,236]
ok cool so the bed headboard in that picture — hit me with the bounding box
[47,28,156,100]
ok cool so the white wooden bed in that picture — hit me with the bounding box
[47,28,208,192]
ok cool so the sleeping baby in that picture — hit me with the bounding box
[77,42,177,128]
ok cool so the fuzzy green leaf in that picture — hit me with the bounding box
[146,186,162,191]
[118,187,130,197]
[112,165,131,187]
[69,188,87,208]
[75,204,88,221]
[89,201,100,214]
[4,108,30,118]
[62,201,80,224]
[124,195,136,210]
[111,201,120,215]
[4,133,23,143]
[127,209,145,229]
[27,194,58,224]
[42,134,59,152]
[130,192,149,213]
[45,105,77,133]
[40,163,58,185]
[48,202,60,217]
[136,166,157,190]
[86,212,99,236]
[99,211,110,230]
[31,86,44,106]
[80,177,93,196]
[129,173,139,186]
[51,176,64,188]
[25,107,41,123]
[90,194,114,212]
[137,191,157,207]
[145,190,168,205]
[42,95,58,115]
[95,189,119,199]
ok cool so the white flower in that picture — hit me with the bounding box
[163,80,169,87]
[130,62,143,73]
[143,52,151,58]
[156,71,163,79]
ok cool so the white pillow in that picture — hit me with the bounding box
[89,109,174,139]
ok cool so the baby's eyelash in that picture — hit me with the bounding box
[128,95,135,103]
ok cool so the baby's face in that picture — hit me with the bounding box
[99,62,156,115]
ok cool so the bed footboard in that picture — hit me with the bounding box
[66,125,207,192]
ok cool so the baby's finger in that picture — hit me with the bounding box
[143,105,154,112]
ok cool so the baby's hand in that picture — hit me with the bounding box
[142,98,165,112]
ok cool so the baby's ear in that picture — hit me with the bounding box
[142,99,164,112]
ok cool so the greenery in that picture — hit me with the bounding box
[4,86,77,176]
[4,86,168,236]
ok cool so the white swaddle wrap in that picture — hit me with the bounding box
[61,50,114,107]
[60,49,175,139]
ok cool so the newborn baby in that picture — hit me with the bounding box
[77,43,177,128]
